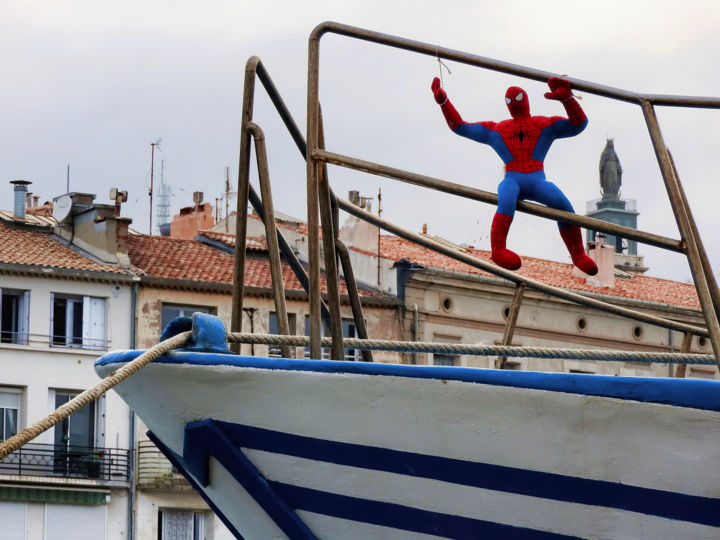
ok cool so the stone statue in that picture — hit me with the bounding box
[599,139,622,197]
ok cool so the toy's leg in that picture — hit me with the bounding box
[490,213,521,270]
[493,177,521,270]
[559,225,598,275]
[526,178,598,276]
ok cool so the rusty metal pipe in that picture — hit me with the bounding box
[497,282,525,369]
[336,240,374,362]
[314,149,684,253]
[247,123,292,358]
[310,22,720,109]
[668,151,720,322]
[640,101,720,365]
[231,57,262,350]
[337,196,708,337]
[674,332,694,378]
[317,108,345,360]
[307,34,322,359]
[246,184,332,326]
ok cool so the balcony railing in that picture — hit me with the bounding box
[0,443,129,481]
[137,440,190,490]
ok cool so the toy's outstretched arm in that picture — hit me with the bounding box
[431,77,463,130]
[544,77,586,126]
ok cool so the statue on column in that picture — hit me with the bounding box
[599,139,622,198]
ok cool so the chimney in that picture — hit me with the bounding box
[53,192,132,267]
[422,223,428,235]
[348,190,360,206]
[169,201,215,239]
[575,234,615,288]
[10,180,31,219]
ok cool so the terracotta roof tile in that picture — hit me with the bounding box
[377,235,701,310]
[0,222,129,274]
[127,234,235,283]
[198,230,266,251]
[127,233,386,298]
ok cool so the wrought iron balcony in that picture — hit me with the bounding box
[137,440,190,490]
[0,443,129,482]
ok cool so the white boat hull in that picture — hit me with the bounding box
[96,346,720,539]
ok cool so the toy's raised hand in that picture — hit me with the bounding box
[431,77,447,104]
[544,77,572,101]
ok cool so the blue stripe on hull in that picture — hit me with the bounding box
[209,421,720,528]
[272,481,580,539]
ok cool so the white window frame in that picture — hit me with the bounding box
[50,294,107,350]
[0,289,29,345]
[0,387,21,443]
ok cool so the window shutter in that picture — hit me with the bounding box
[82,297,106,350]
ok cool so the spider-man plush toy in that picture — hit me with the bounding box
[431,77,598,276]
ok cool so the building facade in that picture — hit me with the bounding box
[0,204,135,539]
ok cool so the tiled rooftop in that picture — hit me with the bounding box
[126,233,385,298]
[377,235,701,310]
[0,212,703,310]
[0,222,130,274]
[198,230,266,251]
[205,215,703,310]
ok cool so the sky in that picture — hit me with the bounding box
[2,0,719,284]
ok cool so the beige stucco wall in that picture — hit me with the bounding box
[135,286,402,362]
[403,270,714,378]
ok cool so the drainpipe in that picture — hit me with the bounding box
[127,281,139,540]
[413,304,419,365]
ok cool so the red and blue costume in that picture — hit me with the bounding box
[431,77,597,275]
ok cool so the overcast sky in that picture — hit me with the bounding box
[2,0,719,284]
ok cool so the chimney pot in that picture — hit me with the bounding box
[348,190,360,206]
[10,180,32,219]
[422,223,428,235]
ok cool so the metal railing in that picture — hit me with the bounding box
[0,442,129,481]
[137,440,189,490]
[231,22,720,371]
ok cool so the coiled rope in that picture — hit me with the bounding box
[228,332,716,365]
[0,331,191,460]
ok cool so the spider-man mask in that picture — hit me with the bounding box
[505,86,530,119]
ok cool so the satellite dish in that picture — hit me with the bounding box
[53,194,73,223]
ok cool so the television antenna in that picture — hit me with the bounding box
[149,138,162,234]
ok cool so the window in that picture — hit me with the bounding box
[304,316,360,361]
[0,389,20,442]
[161,304,215,333]
[159,509,208,540]
[51,295,106,350]
[433,354,457,366]
[53,391,99,478]
[268,312,297,358]
[1,289,29,344]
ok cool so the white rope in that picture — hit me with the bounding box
[0,331,191,460]
[228,332,715,365]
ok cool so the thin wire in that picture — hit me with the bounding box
[436,49,451,86]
